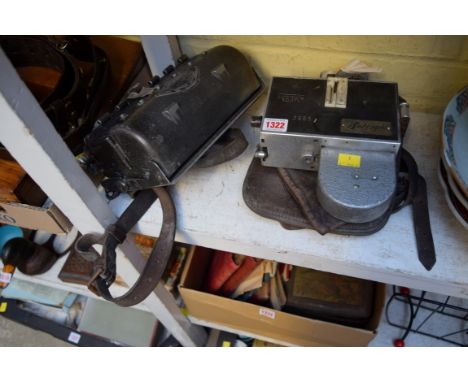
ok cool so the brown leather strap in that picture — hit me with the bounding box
[277,167,341,235]
[75,187,176,307]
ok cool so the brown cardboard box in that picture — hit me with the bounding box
[179,246,385,347]
[0,201,72,235]
[0,150,72,235]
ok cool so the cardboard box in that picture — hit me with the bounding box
[179,247,386,347]
[0,201,72,235]
[0,150,72,234]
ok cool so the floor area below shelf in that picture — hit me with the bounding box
[0,314,71,346]
[370,285,468,347]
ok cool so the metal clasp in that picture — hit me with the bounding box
[74,232,114,295]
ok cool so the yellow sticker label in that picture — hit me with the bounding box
[222,341,231,347]
[0,302,7,313]
[337,153,361,168]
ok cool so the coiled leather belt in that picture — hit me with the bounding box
[0,35,109,154]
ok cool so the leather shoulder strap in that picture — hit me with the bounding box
[75,187,175,307]
[399,149,436,270]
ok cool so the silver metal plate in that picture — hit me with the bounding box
[340,119,393,137]
[258,130,400,172]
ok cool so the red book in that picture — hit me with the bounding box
[204,251,241,294]
[220,256,261,297]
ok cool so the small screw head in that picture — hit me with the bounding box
[250,117,262,128]
[372,175,378,180]
[254,150,267,160]
[354,174,359,179]
[353,184,360,189]
[302,154,314,165]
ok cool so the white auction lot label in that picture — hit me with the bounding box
[259,307,276,319]
[68,331,81,344]
[262,118,288,132]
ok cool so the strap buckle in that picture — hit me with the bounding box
[73,188,175,306]
[74,231,116,292]
[87,264,105,296]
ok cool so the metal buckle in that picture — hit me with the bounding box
[75,232,114,296]
[76,230,121,298]
[87,265,105,296]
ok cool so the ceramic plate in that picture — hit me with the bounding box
[442,85,468,199]
[438,160,468,229]
[441,152,468,210]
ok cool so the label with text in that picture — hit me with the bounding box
[262,118,288,133]
[337,153,361,168]
[68,332,81,344]
[259,307,276,320]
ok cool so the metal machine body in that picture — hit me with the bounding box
[255,76,402,223]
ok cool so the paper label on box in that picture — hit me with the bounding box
[68,331,81,344]
[259,307,276,320]
[0,272,12,284]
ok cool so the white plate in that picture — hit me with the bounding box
[442,85,468,198]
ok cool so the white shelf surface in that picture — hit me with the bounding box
[110,101,468,299]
